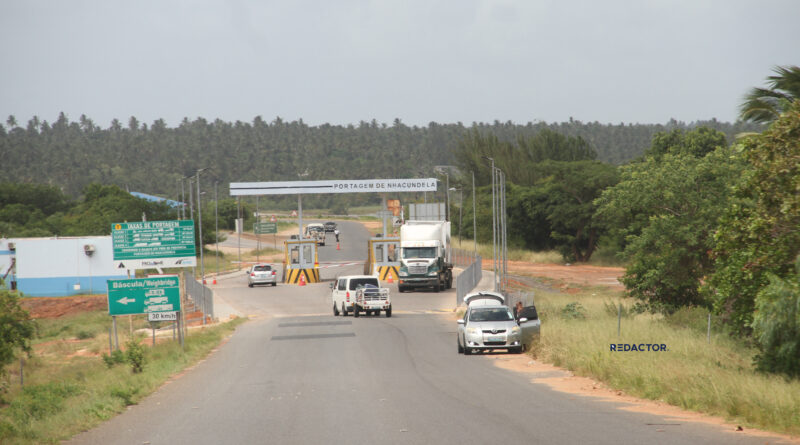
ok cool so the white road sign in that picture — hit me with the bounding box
[148,312,177,321]
[230,178,438,196]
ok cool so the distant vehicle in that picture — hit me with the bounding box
[305,223,327,246]
[331,275,386,316]
[398,221,452,292]
[324,221,337,232]
[456,291,539,354]
[248,264,277,287]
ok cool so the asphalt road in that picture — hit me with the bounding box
[68,222,792,445]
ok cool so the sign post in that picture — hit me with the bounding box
[111,220,197,270]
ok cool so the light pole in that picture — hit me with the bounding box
[482,156,497,291]
[196,168,208,284]
[214,180,219,281]
[472,171,477,254]
[449,187,462,247]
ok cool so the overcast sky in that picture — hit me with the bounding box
[1,0,798,128]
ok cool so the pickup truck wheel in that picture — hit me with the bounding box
[333,303,339,316]
[385,307,392,317]
[353,306,360,317]
[341,303,348,316]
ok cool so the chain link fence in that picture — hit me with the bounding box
[455,249,482,307]
[183,270,214,323]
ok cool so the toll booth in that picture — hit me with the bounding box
[283,239,320,284]
[365,237,400,282]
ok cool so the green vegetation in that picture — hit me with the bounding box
[740,65,800,124]
[0,310,245,444]
[0,288,35,402]
[530,287,800,436]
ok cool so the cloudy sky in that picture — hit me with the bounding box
[1,0,798,128]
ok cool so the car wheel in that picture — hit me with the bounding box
[333,302,339,316]
[464,345,472,355]
[248,283,253,288]
[457,339,464,354]
[341,303,348,316]
[385,307,392,317]
[510,346,523,354]
[272,282,277,287]
[353,306,360,318]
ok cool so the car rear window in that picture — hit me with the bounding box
[470,307,513,322]
[349,278,379,290]
[254,265,271,272]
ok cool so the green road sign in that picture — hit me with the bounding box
[112,220,197,269]
[254,222,277,234]
[107,277,181,316]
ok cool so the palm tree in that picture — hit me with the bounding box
[740,65,800,124]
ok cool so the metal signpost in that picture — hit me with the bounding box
[111,220,197,270]
[107,277,181,316]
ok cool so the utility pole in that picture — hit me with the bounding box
[214,180,219,280]
[472,171,477,254]
[197,168,207,284]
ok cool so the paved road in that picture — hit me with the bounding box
[68,223,792,445]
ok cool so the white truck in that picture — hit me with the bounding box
[331,275,392,317]
[397,221,453,292]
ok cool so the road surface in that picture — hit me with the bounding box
[68,222,792,445]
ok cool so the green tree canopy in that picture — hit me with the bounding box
[706,102,800,334]
[739,65,800,124]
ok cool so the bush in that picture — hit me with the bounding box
[561,302,586,320]
[109,385,139,406]
[603,300,633,318]
[101,349,126,368]
[751,257,800,377]
[125,339,146,373]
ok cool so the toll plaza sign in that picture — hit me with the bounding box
[107,277,181,316]
[230,178,438,196]
[112,220,196,270]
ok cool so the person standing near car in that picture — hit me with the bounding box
[334,229,340,242]
[514,301,523,321]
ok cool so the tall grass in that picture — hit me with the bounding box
[531,288,800,435]
[0,313,245,444]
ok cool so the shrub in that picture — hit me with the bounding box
[8,382,81,423]
[751,257,800,377]
[101,349,126,368]
[125,339,146,373]
[109,386,139,406]
[561,302,586,320]
[76,330,95,340]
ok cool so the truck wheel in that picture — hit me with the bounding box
[385,307,392,317]
[397,285,405,293]
[446,273,453,289]
[353,306,360,317]
[341,303,348,316]
[333,303,339,316]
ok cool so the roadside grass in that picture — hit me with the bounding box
[529,287,800,436]
[0,312,245,444]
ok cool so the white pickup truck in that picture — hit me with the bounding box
[331,275,392,317]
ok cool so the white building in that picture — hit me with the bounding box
[0,236,126,297]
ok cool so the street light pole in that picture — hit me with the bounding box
[472,171,477,254]
[482,156,497,292]
[214,180,219,281]
[196,168,208,284]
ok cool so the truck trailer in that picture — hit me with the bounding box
[397,221,452,292]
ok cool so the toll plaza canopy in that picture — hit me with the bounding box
[229,178,438,196]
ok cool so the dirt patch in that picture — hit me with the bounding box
[21,295,108,319]
[491,260,625,291]
[487,354,798,443]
